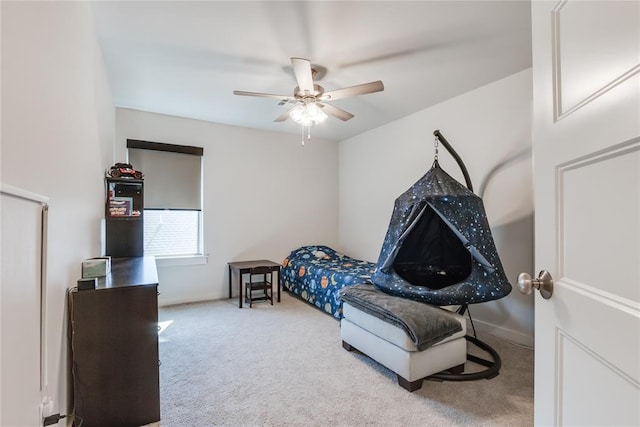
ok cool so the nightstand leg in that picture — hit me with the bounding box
[277,268,281,302]
[238,271,243,308]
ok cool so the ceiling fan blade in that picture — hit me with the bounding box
[320,80,384,101]
[291,57,314,94]
[318,102,354,121]
[233,90,295,102]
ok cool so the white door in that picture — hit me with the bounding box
[1,186,48,426]
[530,1,639,426]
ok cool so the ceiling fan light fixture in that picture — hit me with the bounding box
[289,103,327,126]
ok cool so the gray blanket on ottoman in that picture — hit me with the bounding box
[339,284,463,351]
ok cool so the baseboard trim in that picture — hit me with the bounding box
[469,318,534,349]
[159,294,221,307]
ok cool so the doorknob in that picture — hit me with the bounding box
[517,270,553,299]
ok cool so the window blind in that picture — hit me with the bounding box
[127,139,203,210]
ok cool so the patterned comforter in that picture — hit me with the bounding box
[280,245,377,319]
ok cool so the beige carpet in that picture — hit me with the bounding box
[156,292,533,426]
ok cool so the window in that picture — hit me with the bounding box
[143,209,200,256]
[127,139,204,257]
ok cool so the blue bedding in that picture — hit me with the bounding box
[280,245,377,319]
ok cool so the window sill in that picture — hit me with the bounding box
[153,254,208,267]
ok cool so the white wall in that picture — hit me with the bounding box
[1,0,115,421]
[338,69,535,346]
[115,108,339,305]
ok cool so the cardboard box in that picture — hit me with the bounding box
[82,257,111,278]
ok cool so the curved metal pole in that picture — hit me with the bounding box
[433,130,474,192]
[426,133,506,382]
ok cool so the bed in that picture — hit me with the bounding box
[280,245,377,319]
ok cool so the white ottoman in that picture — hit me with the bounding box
[341,301,467,392]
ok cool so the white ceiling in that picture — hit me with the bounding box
[91,1,532,142]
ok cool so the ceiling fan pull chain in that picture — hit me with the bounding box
[301,125,305,146]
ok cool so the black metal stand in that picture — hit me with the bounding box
[427,335,501,382]
[425,304,502,382]
[427,130,503,382]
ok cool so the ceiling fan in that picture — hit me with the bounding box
[233,57,384,126]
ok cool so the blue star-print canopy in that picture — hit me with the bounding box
[371,162,512,306]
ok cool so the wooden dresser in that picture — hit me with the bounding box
[69,256,160,427]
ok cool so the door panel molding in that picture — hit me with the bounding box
[552,281,640,383]
[552,0,640,121]
[555,138,640,299]
[556,328,640,426]
[559,278,639,318]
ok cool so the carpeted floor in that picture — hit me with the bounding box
[155,292,533,426]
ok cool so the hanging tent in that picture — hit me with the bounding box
[371,146,511,307]
[366,130,512,381]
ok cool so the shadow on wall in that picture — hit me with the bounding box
[471,147,535,346]
[471,213,535,346]
[479,147,532,199]
[478,145,533,228]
